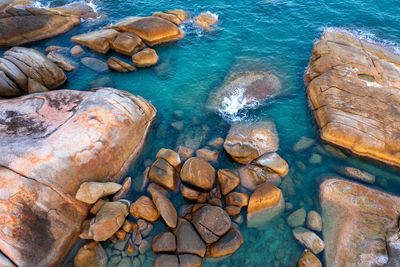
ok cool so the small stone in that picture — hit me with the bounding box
[116,229,127,241]
[298,250,322,267]
[178,146,194,161]
[81,57,108,72]
[71,45,84,56]
[286,208,306,228]
[139,239,150,254]
[132,48,159,67]
[130,196,160,222]
[107,57,135,72]
[196,148,218,162]
[156,148,182,171]
[225,192,249,207]
[75,182,122,204]
[90,198,108,215]
[208,198,222,207]
[181,184,201,201]
[173,110,184,120]
[306,210,322,232]
[285,202,293,211]
[225,206,241,217]
[308,154,322,165]
[112,177,132,201]
[292,227,325,254]
[152,231,176,253]
[208,137,224,148]
[132,257,141,267]
[335,166,375,184]
[148,158,178,191]
[117,257,131,267]
[252,152,289,176]
[217,169,240,195]
[293,137,315,152]
[122,220,133,232]
[74,241,107,267]
[171,121,184,131]
[194,12,218,30]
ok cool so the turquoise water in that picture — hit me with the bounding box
[4,0,400,266]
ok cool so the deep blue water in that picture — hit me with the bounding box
[4,0,400,266]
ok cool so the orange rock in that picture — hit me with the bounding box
[115,229,126,240]
[181,184,201,201]
[196,148,218,162]
[225,192,249,207]
[180,157,216,190]
[156,148,182,171]
[71,29,119,54]
[239,164,281,191]
[148,158,178,191]
[298,250,322,267]
[164,9,189,21]
[225,205,241,217]
[217,169,240,195]
[194,12,218,31]
[148,187,178,228]
[130,196,160,222]
[74,241,107,267]
[110,32,145,56]
[153,12,182,25]
[132,48,159,67]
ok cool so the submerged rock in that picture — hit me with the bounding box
[292,227,324,255]
[194,12,218,30]
[74,241,107,267]
[81,57,109,72]
[306,30,400,167]
[0,88,156,266]
[224,121,279,164]
[335,166,375,184]
[320,178,400,266]
[206,71,281,115]
[286,208,306,228]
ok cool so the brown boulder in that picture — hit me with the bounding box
[132,48,159,67]
[71,29,119,54]
[247,182,284,228]
[74,241,107,267]
[180,157,216,190]
[320,178,400,266]
[223,121,279,164]
[107,16,184,46]
[152,231,176,253]
[0,88,156,266]
[175,219,206,257]
[148,186,178,228]
[164,9,189,21]
[148,158,178,191]
[217,169,240,195]
[75,182,122,204]
[306,30,400,167]
[194,12,218,31]
[47,51,76,72]
[110,32,145,56]
[239,164,282,190]
[207,228,244,258]
[225,205,241,217]
[196,148,218,162]
[252,152,289,176]
[130,196,160,222]
[156,148,182,170]
[0,7,80,47]
[181,184,201,201]
[0,70,21,97]
[225,192,249,207]
[298,250,322,267]
[153,254,179,267]
[192,205,231,243]
[107,57,135,72]
[153,12,182,25]
[179,254,202,267]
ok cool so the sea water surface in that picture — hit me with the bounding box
[4,0,400,266]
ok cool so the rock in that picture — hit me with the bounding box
[27,77,48,94]
[292,227,324,255]
[71,29,119,54]
[153,12,182,25]
[298,250,322,267]
[110,32,145,56]
[207,228,244,258]
[156,148,182,171]
[239,164,281,190]
[194,12,218,30]
[0,70,21,97]
[293,137,315,153]
[223,121,279,164]
[148,186,178,228]
[148,158,178,191]
[70,45,84,56]
[180,157,216,190]
[196,148,218,162]
[107,16,184,46]
[179,254,202,267]
[306,210,322,232]
[2,47,66,90]
[138,219,152,236]
[252,152,289,176]
[75,182,122,204]
[138,239,150,254]
[0,57,29,92]
[0,7,80,47]
[208,137,225,148]
[320,178,400,266]
[178,146,194,161]
[247,182,284,228]
[46,2,98,20]
[206,71,281,114]
[225,192,249,207]
[225,206,241,217]
[308,153,322,165]
[152,231,176,253]
[132,48,159,67]
[153,254,179,267]
[335,166,375,184]
[90,199,108,215]
[81,57,108,72]
[74,241,107,267]
[305,30,400,167]
[286,208,306,228]
[164,9,189,21]
[217,169,240,195]
[0,88,155,266]
[47,51,76,72]
[175,219,206,257]
[181,184,201,201]
[118,257,131,267]
[107,57,135,72]
[88,201,129,241]
[45,46,63,53]
[192,205,231,243]
[130,196,160,222]
[112,177,132,201]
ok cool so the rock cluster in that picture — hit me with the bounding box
[0,47,66,97]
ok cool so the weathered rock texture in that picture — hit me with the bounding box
[306,30,400,167]
[320,178,400,266]
[0,88,156,266]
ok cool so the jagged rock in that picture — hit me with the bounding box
[217,169,240,195]
[224,121,279,164]
[72,29,119,54]
[148,158,178,191]
[174,219,206,257]
[206,228,244,258]
[292,227,325,255]
[107,57,135,72]
[132,48,159,67]
[0,88,156,266]
[152,231,176,253]
[75,182,122,204]
[130,196,160,222]
[148,186,177,228]
[74,241,107,267]
[110,32,145,56]
[180,157,216,190]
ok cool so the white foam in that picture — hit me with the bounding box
[218,87,260,122]
[205,11,218,20]
[86,0,99,13]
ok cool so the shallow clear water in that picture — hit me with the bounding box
[4,0,400,266]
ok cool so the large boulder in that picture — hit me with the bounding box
[71,29,119,54]
[206,228,244,258]
[148,158,178,191]
[0,88,156,266]
[130,196,160,222]
[306,30,400,167]
[132,48,159,67]
[180,157,216,190]
[148,186,178,228]
[107,16,185,46]
[174,219,206,257]
[206,71,281,114]
[0,7,81,47]
[320,178,400,266]
[224,121,279,164]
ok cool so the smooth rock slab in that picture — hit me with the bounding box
[320,178,400,267]
[0,88,156,266]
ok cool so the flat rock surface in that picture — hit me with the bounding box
[0,88,156,266]
[306,30,400,167]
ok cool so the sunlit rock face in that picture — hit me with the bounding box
[0,88,156,266]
